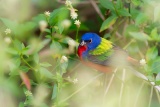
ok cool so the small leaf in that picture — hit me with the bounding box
[34,53,39,64]
[49,7,69,26]
[45,35,52,39]
[19,102,25,107]
[150,28,160,41]
[19,66,30,72]
[154,7,160,22]
[104,33,111,38]
[146,47,158,61]
[44,29,51,34]
[13,39,23,51]
[129,32,149,41]
[135,13,148,25]
[57,22,64,34]
[20,72,31,90]
[118,8,131,17]
[151,58,160,73]
[40,62,52,67]
[39,67,53,79]
[99,0,114,11]
[100,15,118,32]
[131,0,142,6]
[52,84,58,99]
[50,40,62,53]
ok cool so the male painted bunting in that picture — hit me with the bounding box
[77,32,138,72]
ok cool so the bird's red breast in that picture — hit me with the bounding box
[77,46,87,59]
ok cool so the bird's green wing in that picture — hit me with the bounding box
[88,38,128,66]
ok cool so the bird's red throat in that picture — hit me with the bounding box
[77,46,87,59]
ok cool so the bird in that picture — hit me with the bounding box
[77,32,138,72]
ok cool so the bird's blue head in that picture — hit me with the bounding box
[78,33,101,58]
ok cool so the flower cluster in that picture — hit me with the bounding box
[60,55,68,63]
[65,0,81,27]
[4,28,12,44]
[44,11,50,17]
[139,59,146,66]
[67,76,78,84]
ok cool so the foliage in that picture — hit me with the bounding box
[0,0,160,107]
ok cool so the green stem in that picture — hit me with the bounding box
[76,27,79,42]
[123,39,135,50]
[21,55,36,71]
[112,0,119,17]
[59,73,103,104]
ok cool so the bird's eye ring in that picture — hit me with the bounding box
[89,39,92,43]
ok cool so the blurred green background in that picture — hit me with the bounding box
[0,0,160,107]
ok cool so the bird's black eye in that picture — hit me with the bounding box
[84,39,92,43]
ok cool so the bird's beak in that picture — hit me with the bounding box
[80,41,86,46]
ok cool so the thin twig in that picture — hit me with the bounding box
[57,0,99,4]
[119,69,126,107]
[104,68,117,95]
[155,89,160,104]
[148,86,153,107]
[102,68,117,106]
[134,81,145,107]
[59,73,103,104]
[89,0,105,20]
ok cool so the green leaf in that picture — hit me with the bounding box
[146,46,158,61]
[19,66,30,72]
[135,13,148,25]
[118,8,131,17]
[19,102,25,107]
[99,0,114,11]
[150,28,160,41]
[13,39,23,51]
[129,32,149,41]
[154,7,160,22]
[44,29,51,34]
[124,24,139,37]
[131,0,143,6]
[45,35,52,39]
[57,22,64,34]
[52,84,58,99]
[0,18,17,33]
[100,15,118,32]
[116,0,123,9]
[151,58,160,73]
[49,7,69,26]
[104,33,111,38]
[50,40,62,53]
[39,67,53,79]
[34,53,39,64]
[40,62,52,67]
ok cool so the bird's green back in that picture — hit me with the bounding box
[88,38,113,62]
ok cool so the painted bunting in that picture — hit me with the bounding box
[77,32,138,72]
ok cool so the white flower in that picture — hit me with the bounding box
[74,20,81,27]
[25,90,32,97]
[4,37,11,44]
[62,19,71,28]
[140,59,146,65]
[73,78,78,84]
[65,0,72,7]
[4,28,11,35]
[68,39,76,47]
[60,55,68,63]
[39,20,48,32]
[44,11,50,17]
[70,10,78,19]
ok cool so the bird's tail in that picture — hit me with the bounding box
[127,56,140,67]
